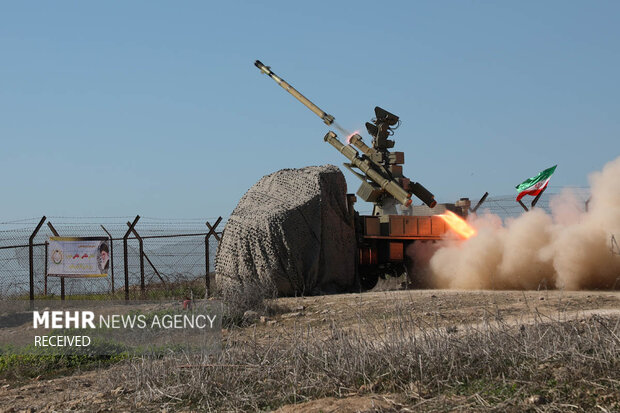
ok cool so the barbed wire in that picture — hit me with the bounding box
[0,217,224,299]
[356,189,591,219]
[0,186,595,298]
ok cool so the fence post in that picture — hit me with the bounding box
[44,241,48,296]
[125,222,145,294]
[205,217,223,297]
[470,192,489,214]
[29,216,46,306]
[100,225,114,294]
[204,235,209,296]
[125,223,167,287]
[124,215,140,301]
[46,222,65,300]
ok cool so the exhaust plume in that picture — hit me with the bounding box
[414,156,620,290]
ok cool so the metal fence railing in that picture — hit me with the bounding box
[0,216,224,300]
[355,188,592,221]
[0,188,596,300]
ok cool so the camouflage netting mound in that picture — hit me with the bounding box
[215,165,356,301]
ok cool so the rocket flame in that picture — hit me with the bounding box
[346,131,360,144]
[439,211,476,239]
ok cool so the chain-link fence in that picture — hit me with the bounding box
[0,216,224,300]
[469,187,590,220]
[0,188,595,300]
[355,187,592,220]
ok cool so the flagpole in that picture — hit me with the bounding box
[515,165,557,212]
[531,186,548,208]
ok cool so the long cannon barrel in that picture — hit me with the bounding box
[324,132,413,207]
[255,60,335,126]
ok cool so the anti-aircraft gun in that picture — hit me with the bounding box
[255,60,474,289]
[324,107,437,216]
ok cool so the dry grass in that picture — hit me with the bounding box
[218,277,279,324]
[118,303,620,412]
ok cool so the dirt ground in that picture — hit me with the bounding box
[0,288,618,412]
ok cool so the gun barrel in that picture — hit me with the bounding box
[255,60,334,126]
[348,133,376,157]
[324,132,412,207]
[409,182,437,208]
[348,133,436,208]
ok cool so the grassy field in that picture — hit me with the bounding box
[0,289,618,412]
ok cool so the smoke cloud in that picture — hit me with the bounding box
[413,156,620,290]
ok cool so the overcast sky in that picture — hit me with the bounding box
[1,1,618,220]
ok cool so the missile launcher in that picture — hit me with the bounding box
[255,60,475,290]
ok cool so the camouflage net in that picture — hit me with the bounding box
[215,165,356,298]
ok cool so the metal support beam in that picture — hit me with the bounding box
[29,216,46,306]
[143,250,167,285]
[204,235,209,297]
[206,218,222,242]
[470,192,489,214]
[47,222,60,237]
[123,215,140,300]
[100,225,115,293]
[44,241,48,296]
[46,222,65,300]
[125,222,166,289]
[205,217,223,297]
[126,223,145,293]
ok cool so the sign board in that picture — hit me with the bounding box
[47,237,110,278]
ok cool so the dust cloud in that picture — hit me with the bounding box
[411,156,620,290]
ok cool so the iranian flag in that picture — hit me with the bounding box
[515,165,557,201]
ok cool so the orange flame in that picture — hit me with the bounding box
[439,210,477,239]
[346,131,360,144]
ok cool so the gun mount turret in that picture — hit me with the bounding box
[255,60,435,215]
[255,59,473,290]
[343,106,437,216]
